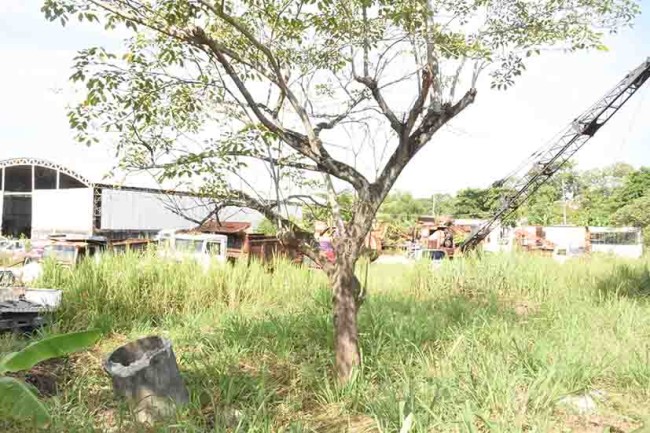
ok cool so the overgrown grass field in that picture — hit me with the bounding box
[2,252,650,432]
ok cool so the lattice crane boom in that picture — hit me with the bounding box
[460,57,650,252]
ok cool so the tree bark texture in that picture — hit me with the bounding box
[330,253,364,382]
[326,202,376,382]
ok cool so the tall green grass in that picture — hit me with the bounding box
[38,251,326,332]
[2,252,650,432]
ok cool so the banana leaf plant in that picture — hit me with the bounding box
[0,330,101,427]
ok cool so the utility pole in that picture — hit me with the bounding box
[561,179,568,225]
[431,194,437,217]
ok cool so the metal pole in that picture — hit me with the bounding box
[562,179,568,225]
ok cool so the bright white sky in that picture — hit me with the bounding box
[1,1,649,197]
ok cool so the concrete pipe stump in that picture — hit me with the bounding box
[104,336,189,424]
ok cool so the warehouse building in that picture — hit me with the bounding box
[0,158,264,240]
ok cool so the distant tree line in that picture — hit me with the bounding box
[376,162,650,246]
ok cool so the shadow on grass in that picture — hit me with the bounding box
[596,263,650,299]
[174,289,517,430]
[358,291,512,373]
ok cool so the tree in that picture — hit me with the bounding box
[303,191,355,226]
[575,162,633,225]
[613,167,650,207]
[612,194,650,228]
[453,187,501,218]
[42,0,639,381]
[430,193,456,217]
[378,191,429,223]
[257,218,279,235]
[377,192,455,240]
[377,192,432,248]
[612,193,650,248]
[520,163,580,225]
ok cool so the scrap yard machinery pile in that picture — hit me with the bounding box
[457,57,650,253]
[0,270,58,331]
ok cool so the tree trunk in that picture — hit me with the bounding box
[330,257,362,382]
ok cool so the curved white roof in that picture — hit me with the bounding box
[0,157,92,187]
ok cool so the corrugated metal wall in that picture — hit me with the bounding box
[100,189,204,231]
[100,189,276,232]
[32,188,94,238]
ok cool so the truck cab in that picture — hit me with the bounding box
[157,231,228,267]
[411,248,448,268]
[42,235,109,267]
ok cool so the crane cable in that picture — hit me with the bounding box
[616,83,648,158]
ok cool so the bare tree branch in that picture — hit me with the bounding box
[355,76,404,134]
[236,153,322,172]
[450,57,467,102]
[161,196,222,226]
[186,27,370,191]
[411,88,477,153]
[269,194,327,209]
[373,87,477,201]
[362,5,370,78]
[196,0,320,144]
[324,174,347,236]
[314,93,368,134]
[404,67,433,135]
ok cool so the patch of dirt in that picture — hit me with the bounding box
[555,412,641,433]
[513,300,538,317]
[498,297,539,317]
[276,403,379,433]
[296,404,379,433]
[234,353,299,398]
[94,408,122,433]
[8,358,67,397]
[310,413,379,433]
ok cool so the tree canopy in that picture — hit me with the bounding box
[41,0,639,236]
[42,0,640,381]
